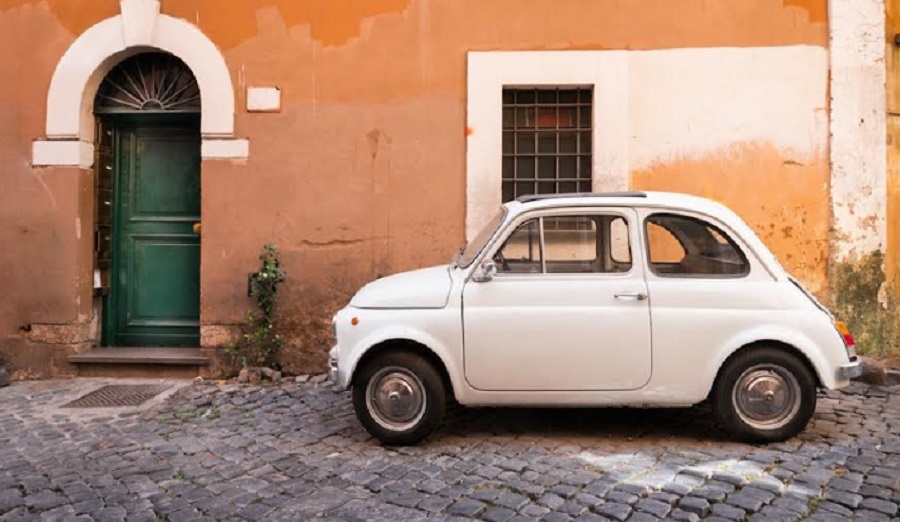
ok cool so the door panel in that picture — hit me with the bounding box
[129,236,200,324]
[462,208,652,392]
[105,118,201,347]
[133,137,201,217]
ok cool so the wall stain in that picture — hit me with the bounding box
[0,0,118,37]
[831,251,898,359]
[782,0,827,23]
[631,141,830,296]
[168,0,410,49]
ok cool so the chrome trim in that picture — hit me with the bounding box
[328,347,342,386]
[732,364,801,430]
[837,360,862,381]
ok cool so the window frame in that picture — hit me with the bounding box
[487,208,637,278]
[500,86,595,202]
[642,212,751,279]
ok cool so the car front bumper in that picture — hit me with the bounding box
[836,359,863,381]
[328,346,347,389]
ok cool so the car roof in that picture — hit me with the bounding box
[505,191,787,280]
[512,191,724,214]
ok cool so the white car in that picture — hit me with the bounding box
[329,192,861,445]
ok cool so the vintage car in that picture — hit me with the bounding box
[329,192,861,445]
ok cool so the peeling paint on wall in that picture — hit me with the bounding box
[830,0,888,262]
[632,141,830,296]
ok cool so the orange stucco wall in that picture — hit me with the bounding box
[0,0,829,376]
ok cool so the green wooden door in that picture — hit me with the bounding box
[104,118,201,347]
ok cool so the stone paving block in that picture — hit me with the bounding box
[711,502,746,520]
[481,506,516,522]
[594,502,632,521]
[817,500,853,517]
[859,497,899,516]
[678,496,710,517]
[571,514,608,522]
[668,508,701,521]
[448,498,487,517]
[635,498,671,518]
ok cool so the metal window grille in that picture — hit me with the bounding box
[502,87,593,203]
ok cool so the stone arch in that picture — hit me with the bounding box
[34,0,247,165]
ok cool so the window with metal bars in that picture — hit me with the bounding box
[501,87,593,202]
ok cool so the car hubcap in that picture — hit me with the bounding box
[366,366,426,432]
[732,364,801,430]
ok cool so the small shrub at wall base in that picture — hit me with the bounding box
[831,251,900,360]
[226,244,286,372]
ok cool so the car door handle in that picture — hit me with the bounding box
[615,292,648,301]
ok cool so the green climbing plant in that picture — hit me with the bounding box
[226,244,286,369]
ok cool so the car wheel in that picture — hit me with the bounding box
[712,346,817,442]
[352,351,446,445]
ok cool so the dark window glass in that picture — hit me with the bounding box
[501,87,593,201]
[645,214,749,277]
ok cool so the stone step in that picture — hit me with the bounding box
[69,348,209,379]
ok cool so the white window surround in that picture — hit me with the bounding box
[34,0,247,166]
[466,51,629,240]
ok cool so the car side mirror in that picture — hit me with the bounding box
[472,260,497,283]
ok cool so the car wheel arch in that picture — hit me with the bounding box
[351,339,456,400]
[708,339,824,400]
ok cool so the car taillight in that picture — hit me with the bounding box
[835,320,857,358]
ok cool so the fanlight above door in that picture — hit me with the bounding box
[95,52,201,114]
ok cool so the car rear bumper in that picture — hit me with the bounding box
[836,359,862,381]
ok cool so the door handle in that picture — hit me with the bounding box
[192,222,202,235]
[615,291,648,301]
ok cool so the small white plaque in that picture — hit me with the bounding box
[247,87,281,112]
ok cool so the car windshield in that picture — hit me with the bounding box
[455,207,507,268]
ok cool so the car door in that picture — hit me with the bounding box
[639,210,776,388]
[462,208,652,392]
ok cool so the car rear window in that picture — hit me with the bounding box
[645,214,749,277]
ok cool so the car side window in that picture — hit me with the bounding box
[645,214,749,277]
[495,219,542,274]
[495,214,632,275]
[543,216,597,274]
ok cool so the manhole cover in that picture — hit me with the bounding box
[62,384,172,408]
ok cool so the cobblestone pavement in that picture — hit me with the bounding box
[3,379,900,522]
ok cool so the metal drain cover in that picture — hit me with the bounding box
[63,384,171,408]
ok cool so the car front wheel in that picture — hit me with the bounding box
[712,346,817,442]
[352,351,446,445]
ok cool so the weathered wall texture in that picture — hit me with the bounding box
[830,0,887,263]
[628,46,830,294]
[0,0,831,376]
[887,0,900,283]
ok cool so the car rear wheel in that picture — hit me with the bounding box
[352,351,446,445]
[712,346,817,442]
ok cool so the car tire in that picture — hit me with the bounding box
[712,346,817,442]
[352,351,446,445]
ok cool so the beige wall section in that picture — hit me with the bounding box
[0,0,829,376]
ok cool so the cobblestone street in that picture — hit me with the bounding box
[2,379,900,521]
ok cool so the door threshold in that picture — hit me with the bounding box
[69,347,208,366]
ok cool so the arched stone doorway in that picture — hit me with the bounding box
[94,52,202,347]
[26,1,249,370]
